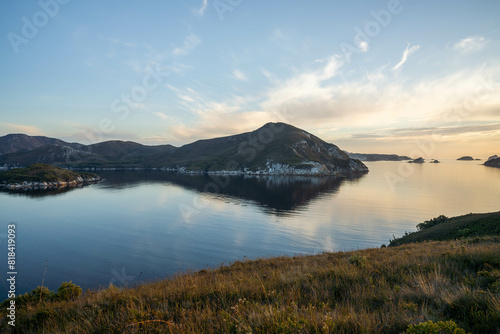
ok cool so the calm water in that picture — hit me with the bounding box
[1,160,499,295]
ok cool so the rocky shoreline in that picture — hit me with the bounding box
[73,163,368,177]
[0,176,101,190]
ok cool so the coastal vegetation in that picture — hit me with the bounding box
[389,212,500,246]
[1,213,499,333]
[0,163,99,185]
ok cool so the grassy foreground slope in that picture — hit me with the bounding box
[1,217,499,333]
[389,211,500,246]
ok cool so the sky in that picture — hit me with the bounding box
[0,0,499,158]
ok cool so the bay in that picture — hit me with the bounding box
[1,160,499,295]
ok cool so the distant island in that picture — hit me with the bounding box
[345,152,411,161]
[0,123,368,177]
[408,157,425,163]
[0,163,101,190]
[484,155,500,168]
[457,156,474,161]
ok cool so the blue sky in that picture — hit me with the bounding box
[1,0,499,158]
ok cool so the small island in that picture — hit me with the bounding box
[484,156,500,168]
[408,157,425,163]
[430,159,440,163]
[0,163,101,190]
[457,156,474,161]
[346,152,411,161]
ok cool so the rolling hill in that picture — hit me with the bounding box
[0,123,368,176]
[0,133,83,155]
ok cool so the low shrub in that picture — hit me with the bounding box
[406,320,467,333]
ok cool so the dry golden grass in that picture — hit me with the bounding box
[1,236,499,333]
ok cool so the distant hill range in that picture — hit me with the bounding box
[345,152,411,161]
[0,123,369,176]
[0,134,84,154]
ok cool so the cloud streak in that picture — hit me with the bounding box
[172,34,201,56]
[197,0,208,15]
[232,69,248,81]
[160,56,500,146]
[453,36,489,54]
[392,43,420,71]
[351,123,500,140]
[0,123,44,135]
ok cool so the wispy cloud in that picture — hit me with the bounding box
[165,83,197,103]
[102,37,135,59]
[355,39,369,53]
[366,64,388,83]
[197,0,208,16]
[232,69,248,81]
[170,62,193,74]
[166,109,274,144]
[172,34,201,56]
[148,42,500,150]
[261,55,343,118]
[453,36,489,54]
[152,112,169,121]
[0,123,44,135]
[259,56,500,135]
[392,43,420,71]
[269,28,291,43]
[351,123,500,140]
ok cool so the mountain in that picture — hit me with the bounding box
[145,123,368,175]
[85,141,175,161]
[0,134,83,155]
[0,141,176,168]
[0,145,102,167]
[346,152,411,161]
[0,123,368,176]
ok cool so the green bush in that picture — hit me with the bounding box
[1,282,82,311]
[348,254,367,267]
[406,320,467,333]
[417,215,448,231]
[55,281,82,301]
[16,286,54,306]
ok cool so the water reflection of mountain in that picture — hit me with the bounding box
[96,171,366,215]
[0,184,87,198]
